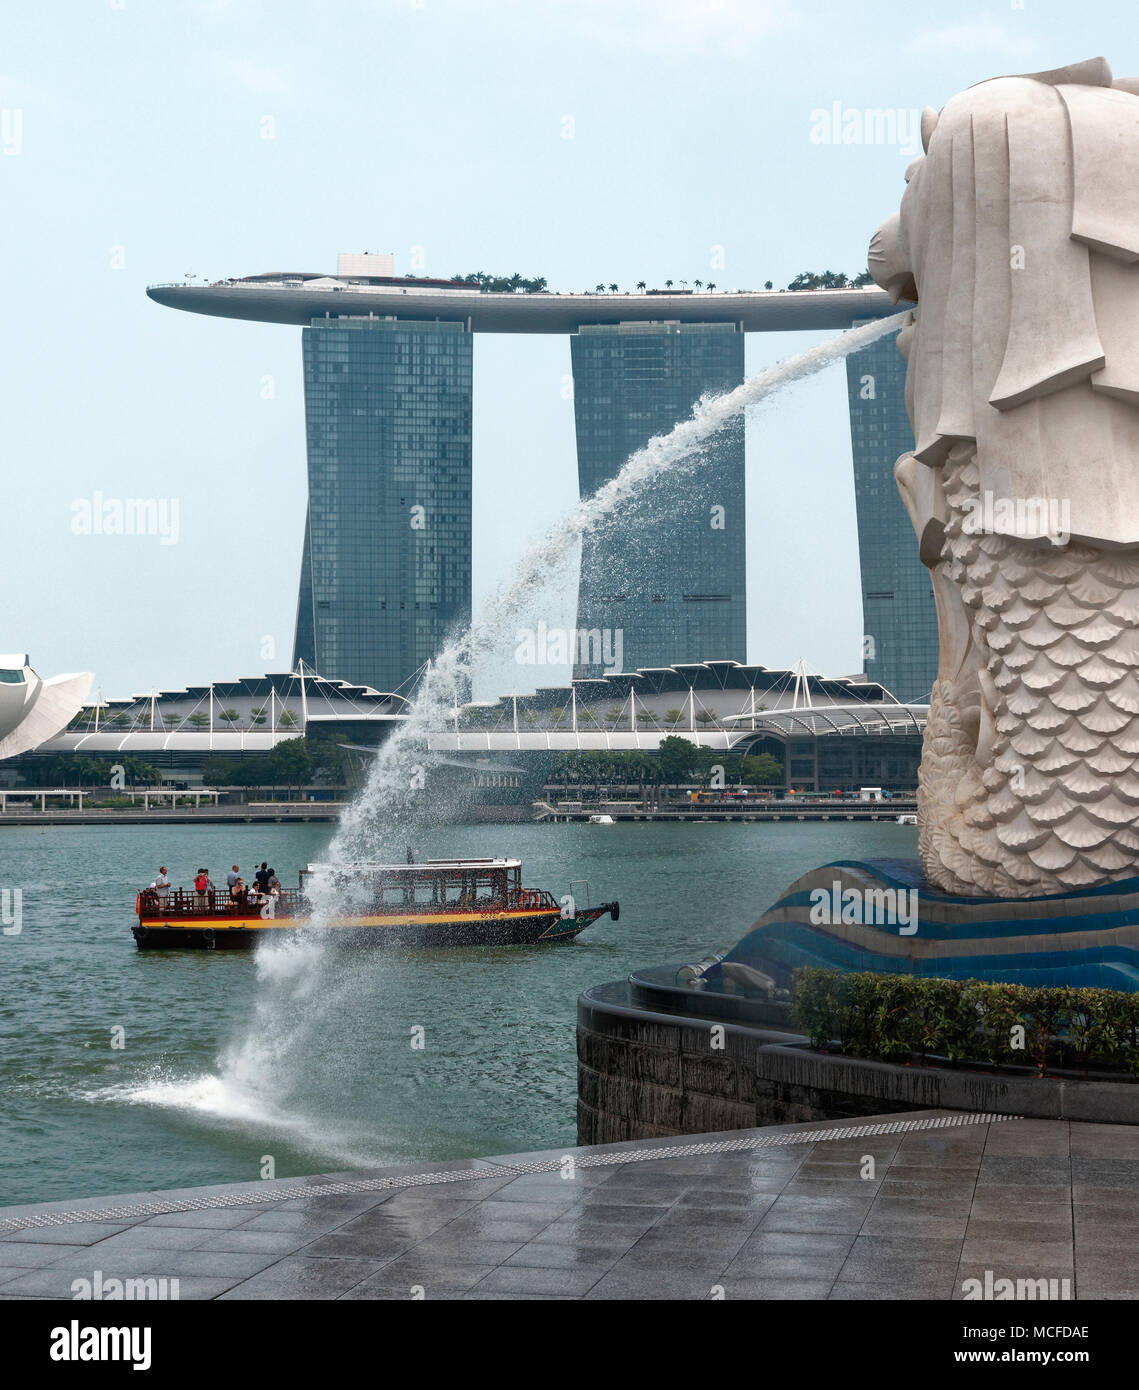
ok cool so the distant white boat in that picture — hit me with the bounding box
[588,813,615,825]
[896,813,917,825]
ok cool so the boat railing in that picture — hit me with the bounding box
[138,886,305,917]
[514,887,559,911]
[138,883,561,918]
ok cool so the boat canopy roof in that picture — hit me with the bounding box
[302,858,522,875]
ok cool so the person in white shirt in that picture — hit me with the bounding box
[155,867,171,901]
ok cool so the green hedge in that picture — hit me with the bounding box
[791,968,1139,1076]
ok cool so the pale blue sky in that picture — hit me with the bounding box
[3,0,1135,699]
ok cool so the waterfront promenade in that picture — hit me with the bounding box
[0,1110,1132,1299]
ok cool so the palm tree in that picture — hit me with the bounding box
[608,282,618,293]
[219,708,240,727]
[664,707,686,728]
[251,706,268,726]
[187,712,210,730]
[694,279,703,289]
[707,282,716,291]
[665,279,674,289]
[595,283,605,293]
[636,280,646,291]
[694,708,717,728]
[278,709,299,728]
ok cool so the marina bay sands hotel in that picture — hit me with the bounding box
[148,255,932,702]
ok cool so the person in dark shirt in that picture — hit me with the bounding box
[255,862,270,893]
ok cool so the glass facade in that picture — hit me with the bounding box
[845,327,938,703]
[570,322,746,678]
[293,317,472,694]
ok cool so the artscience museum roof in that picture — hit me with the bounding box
[0,656,93,761]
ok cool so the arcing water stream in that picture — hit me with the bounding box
[122,311,909,1155]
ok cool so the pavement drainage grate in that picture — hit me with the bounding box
[0,1111,1015,1233]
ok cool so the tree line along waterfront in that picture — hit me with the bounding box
[548,739,783,788]
[38,735,347,802]
[35,737,777,797]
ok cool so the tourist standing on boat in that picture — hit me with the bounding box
[193,868,211,907]
[154,867,170,902]
[266,868,281,895]
[255,862,270,893]
[230,876,247,905]
[226,865,240,890]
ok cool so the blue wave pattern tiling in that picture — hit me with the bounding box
[716,859,1139,992]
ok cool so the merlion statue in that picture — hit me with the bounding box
[871,57,1139,898]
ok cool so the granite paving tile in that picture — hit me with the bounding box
[0,1221,134,1245]
[46,1247,280,1279]
[963,1215,1073,1244]
[716,1277,833,1300]
[142,1208,273,1230]
[466,1264,608,1297]
[723,1252,848,1281]
[408,1234,530,1263]
[334,1253,492,1290]
[1069,1124,1139,1158]
[73,1226,213,1253]
[735,1229,856,1260]
[502,1241,625,1272]
[958,1237,1075,1267]
[845,1233,965,1264]
[0,1266,241,1299]
[0,1241,95,1270]
[220,1256,390,1298]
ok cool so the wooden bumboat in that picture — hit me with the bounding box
[133,857,619,950]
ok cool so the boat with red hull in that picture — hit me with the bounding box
[133,857,619,950]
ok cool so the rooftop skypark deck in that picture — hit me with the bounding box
[146,280,904,333]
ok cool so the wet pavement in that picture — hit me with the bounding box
[1,1109,1135,1299]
